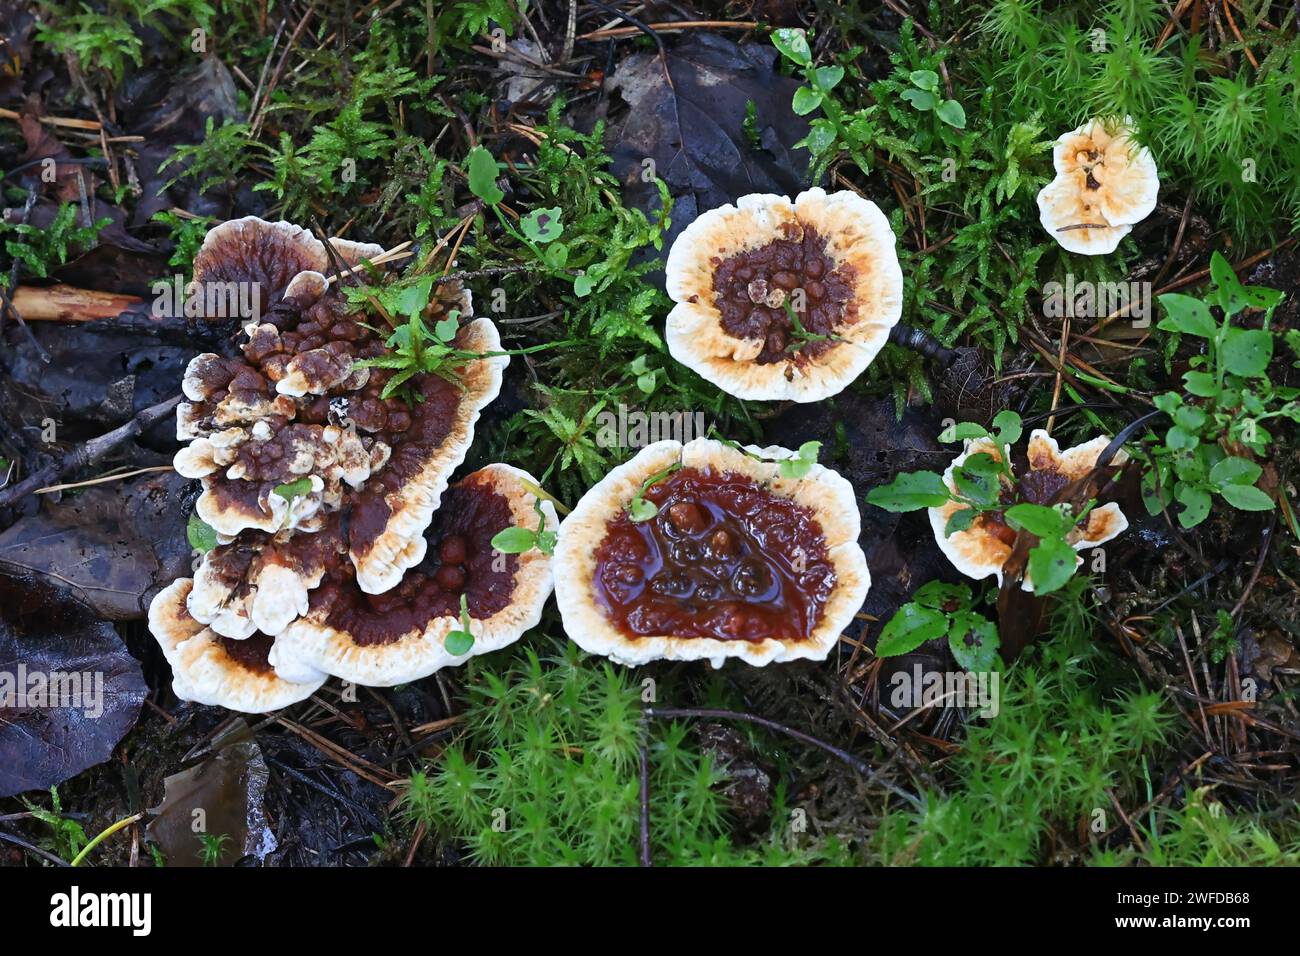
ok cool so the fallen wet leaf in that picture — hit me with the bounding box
[0,575,146,798]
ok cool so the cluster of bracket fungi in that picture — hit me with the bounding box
[149,218,557,712]
[152,120,1152,712]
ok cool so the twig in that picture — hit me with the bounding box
[577,19,760,41]
[251,4,316,139]
[35,465,172,495]
[0,395,181,509]
[0,829,70,866]
[1230,511,1276,618]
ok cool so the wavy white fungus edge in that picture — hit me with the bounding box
[928,429,1130,589]
[554,437,870,668]
[269,464,557,686]
[664,188,903,403]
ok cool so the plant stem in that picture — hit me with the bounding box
[69,812,142,867]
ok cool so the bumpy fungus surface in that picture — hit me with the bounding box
[267,464,557,688]
[665,188,903,402]
[593,468,834,642]
[555,438,870,668]
[711,226,856,365]
[149,578,325,713]
[313,480,519,647]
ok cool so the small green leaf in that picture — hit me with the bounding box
[779,441,822,479]
[520,206,563,243]
[792,87,823,115]
[901,88,937,111]
[813,66,844,90]
[1218,483,1274,511]
[1209,251,1247,314]
[939,422,991,443]
[876,603,948,658]
[945,506,977,536]
[912,581,972,610]
[1220,328,1272,378]
[936,99,966,128]
[948,612,1000,671]
[952,466,999,508]
[491,526,538,553]
[434,316,460,342]
[1165,426,1199,451]
[1005,502,1069,538]
[444,594,475,655]
[1208,456,1261,486]
[960,451,1002,476]
[444,629,474,656]
[1027,536,1078,595]
[393,276,435,319]
[573,273,595,297]
[908,69,939,92]
[466,145,503,205]
[771,28,812,66]
[1175,485,1213,528]
[628,498,658,522]
[273,476,314,501]
[866,471,951,511]
[1172,405,1207,432]
[1182,372,1219,398]
[542,243,569,270]
[1156,294,1217,337]
[991,410,1022,446]
[187,513,218,553]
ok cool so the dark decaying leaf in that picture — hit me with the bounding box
[0,575,146,798]
[0,471,194,621]
[146,720,276,867]
[2,319,195,440]
[605,34,811,277]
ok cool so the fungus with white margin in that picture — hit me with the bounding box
[665,187,903,402]
[928,429,1129,588]
[268,464,557,687]
[186,515,346,639]
[148,578,326,712]
[554,437,870,668]
[1037,117,1159,256]
[174,216,506,598]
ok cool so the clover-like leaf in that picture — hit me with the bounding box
[521,206,564,244]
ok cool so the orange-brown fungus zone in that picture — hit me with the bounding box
[979,465,1072,547]
[593,468,835,642]
[217,633,276,675]
[310,478,519,646]
[711,225,856,364]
